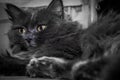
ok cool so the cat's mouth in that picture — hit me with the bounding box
[26,41,37,48]
[30,43,37,47]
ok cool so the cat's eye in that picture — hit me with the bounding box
[37,25,47,32]
[18,28,26,34]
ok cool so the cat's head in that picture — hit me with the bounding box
[6,0,64,49]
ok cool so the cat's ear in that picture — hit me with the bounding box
[5,3,26,21]
[47,0,64,19]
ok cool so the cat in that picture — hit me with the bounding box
[5,0,86,62]
[2,0,120,80]
[26,12,120,80]
[6,0,64,54]
[1,0,82,76]
[1,0,66,75]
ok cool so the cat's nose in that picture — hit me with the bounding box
[25,38,32,43]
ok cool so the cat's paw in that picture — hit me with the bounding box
[26,56,66,78]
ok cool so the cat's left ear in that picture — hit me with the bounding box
[5,3,26,21]
[47,0,64,19]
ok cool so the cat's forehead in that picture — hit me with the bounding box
[22,9,60,29]
[32,9,59,23]
[21,9,48,27]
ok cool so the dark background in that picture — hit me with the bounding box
[98,0,120,14]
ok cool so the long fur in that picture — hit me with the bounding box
[25,12,120,80]
[1,0,120,79]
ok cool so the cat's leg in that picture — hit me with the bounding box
[26,56,101,80]
[26,56,110,80]
[26,56,101,79]
[26,56,68,78]
[71,57,113,80]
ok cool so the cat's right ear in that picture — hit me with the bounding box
[47,0,64,19]
[5,3,25,21]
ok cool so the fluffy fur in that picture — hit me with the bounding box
[1,0,120,80]
[1,0,68,75]
[26,13,120,80]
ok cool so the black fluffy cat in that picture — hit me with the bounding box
[1,0,81,76]
[6,0,64,54]
[0,0,66,75]
[25,12,120,80]
[1,0,120,80]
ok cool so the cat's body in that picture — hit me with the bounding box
[26,13,120,80]
[27,52,120,80]
[1,0,120,80]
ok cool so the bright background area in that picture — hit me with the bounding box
[0,0,82,7]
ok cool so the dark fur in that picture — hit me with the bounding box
[70,13,120,80]
[1,0,68,75]
[6,0,65,54]
[26,13,120,80]
[68,52,120,80]
[26,50,120,80]
[1,0,120,79]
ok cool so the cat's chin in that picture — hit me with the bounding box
[28,45,38,49]
[25,41,37,48]
[30,44,37,47]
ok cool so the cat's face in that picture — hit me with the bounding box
[6,0,64,49]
